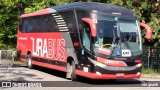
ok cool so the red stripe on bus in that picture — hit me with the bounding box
[21,58,26,62]
[20,9,50,18]
[21,58,66,72]
[76,70,140,79]
[21,58,140,79]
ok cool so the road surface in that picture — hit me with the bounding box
[0,64,160,90]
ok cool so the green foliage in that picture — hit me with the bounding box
[142,67,160,74]
[0,0,160,49]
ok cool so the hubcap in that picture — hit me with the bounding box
[28,57,31,66]
[70,65,73,75]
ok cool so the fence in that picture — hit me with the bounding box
[0,50,15,69]
[142,46,160,71]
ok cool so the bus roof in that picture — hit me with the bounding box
[20,9,53,18]
[52,2,135,17]
[20,2,135,18]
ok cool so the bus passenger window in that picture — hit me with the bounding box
[22,19,27,32]
[82,23,91,51]
[26,18,32,32]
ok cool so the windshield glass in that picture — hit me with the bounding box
[94,13,142,57]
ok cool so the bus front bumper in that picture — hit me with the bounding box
[76,70,141,79]
[75,57,141,79]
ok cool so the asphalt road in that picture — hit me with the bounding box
[0,64,160,90]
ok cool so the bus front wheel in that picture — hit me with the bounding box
[26,54,33,69]
[66,60,77,81]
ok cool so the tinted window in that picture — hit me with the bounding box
[59,11,76,32]
[82,22,91,51]
[75,10,89,46]
[20,18,30,32]
[19,14,58,33]
[76,10,89,31]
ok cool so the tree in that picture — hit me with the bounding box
[0,0,28,49]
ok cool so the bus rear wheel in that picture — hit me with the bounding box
[26,54,33,69]
[66,60,77,81]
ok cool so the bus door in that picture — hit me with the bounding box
[78,21,94,72]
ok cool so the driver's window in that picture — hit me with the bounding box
[82,23,91,51]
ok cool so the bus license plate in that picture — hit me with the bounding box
[116,73,124,77]
[122,49,131,57]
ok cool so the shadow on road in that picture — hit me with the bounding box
[0,64,41,82]
[30,65,142,86]
[0,64,145,87]
[32,65,66,79]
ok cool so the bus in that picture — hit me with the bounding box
[17,2,152,81]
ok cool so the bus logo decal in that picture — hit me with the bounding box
[18,37,27,40]
[31,37,66,61]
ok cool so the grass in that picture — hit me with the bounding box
[0,59,25,65]
[0,43,16,50]
[142,67,160,74]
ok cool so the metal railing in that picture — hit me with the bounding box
[0,50,15,69]
[142,46,160,71]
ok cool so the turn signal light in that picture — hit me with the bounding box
[74,42,79,46]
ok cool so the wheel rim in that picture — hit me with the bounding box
[28,57,31,66]
[70,65,73,76]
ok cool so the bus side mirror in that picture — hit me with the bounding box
[139,22,152,40]
[82,18,96,37]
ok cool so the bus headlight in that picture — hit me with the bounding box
[136,63,142,67]
[136,72,140,76]
[96,71,102,76]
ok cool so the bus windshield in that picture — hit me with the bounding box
[94,14,142,57]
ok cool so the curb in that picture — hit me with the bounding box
[141,74,160,79]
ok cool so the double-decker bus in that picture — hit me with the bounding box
[17,2,152,81]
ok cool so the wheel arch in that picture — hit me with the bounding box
[67,56,78,65]
[27,51,31,56]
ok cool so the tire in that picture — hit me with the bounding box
[66,60,77,81]
[26,54,33,69]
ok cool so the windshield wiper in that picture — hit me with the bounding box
[109,36,117,59]
[109,25,118,59]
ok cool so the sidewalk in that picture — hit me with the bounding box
[141,74,160,79]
